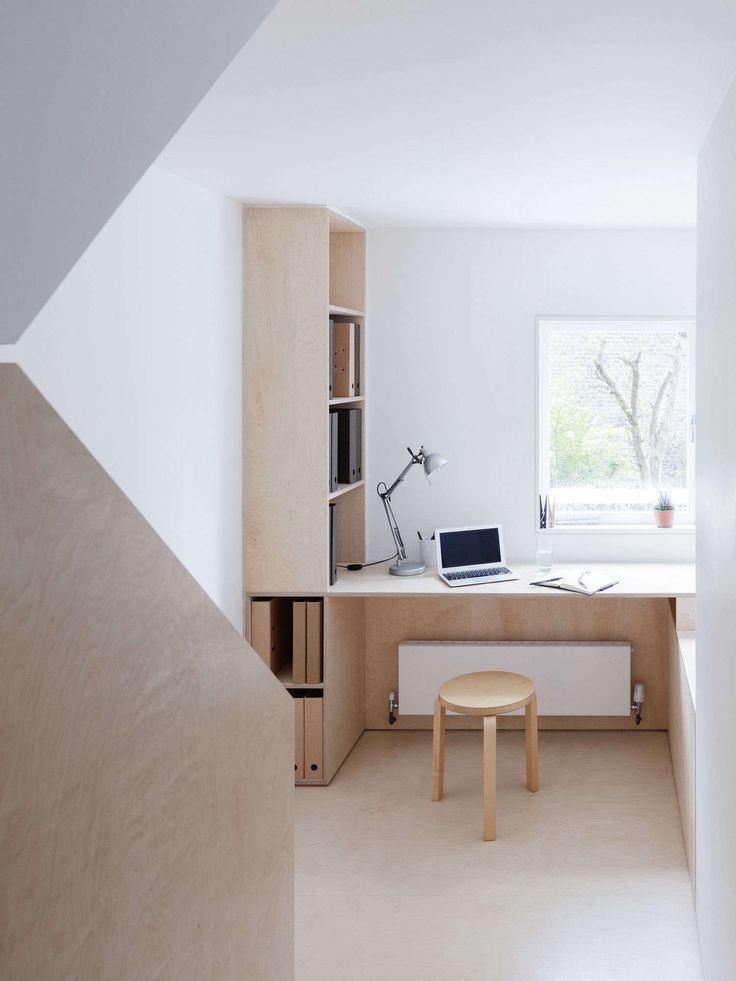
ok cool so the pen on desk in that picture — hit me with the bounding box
[530,577,562,586]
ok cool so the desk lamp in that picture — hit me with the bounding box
[377,445,447,576]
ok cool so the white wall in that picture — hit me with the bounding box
[696,76,736,981]
[366,228,696,564]
[12,167,244,631]
[0,0,277,343]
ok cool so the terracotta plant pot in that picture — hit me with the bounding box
[654,509,675,528]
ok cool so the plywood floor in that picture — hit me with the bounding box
[295,731,701,981]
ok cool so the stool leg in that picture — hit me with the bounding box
[525,692,539,793]
[432,699,446,801]
[483,715,497,841]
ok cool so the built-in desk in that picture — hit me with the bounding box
[329,561,696,599]
[250,562,694,787]
[327,561,694,737]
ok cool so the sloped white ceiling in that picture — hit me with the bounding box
[159,0,736,229]
[0,0,278,343]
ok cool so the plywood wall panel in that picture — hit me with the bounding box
[323,597,365,782]
[244,207,330,594]
[0,365,293,980]
[669,627,696,885]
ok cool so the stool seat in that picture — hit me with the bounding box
[439,670,535,716]
[432,669,539,841]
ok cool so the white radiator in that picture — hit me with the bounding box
[398,641,631,716]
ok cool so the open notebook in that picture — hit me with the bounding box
[531,571,619,595]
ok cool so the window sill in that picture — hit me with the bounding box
[540,524,696,536]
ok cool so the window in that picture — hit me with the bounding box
[538,318,695,526]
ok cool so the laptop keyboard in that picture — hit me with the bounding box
[445,567,512,581]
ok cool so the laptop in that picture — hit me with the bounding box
[435,524,518,587]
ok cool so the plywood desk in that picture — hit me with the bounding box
[327,561,695,734]
[329,562,696,599]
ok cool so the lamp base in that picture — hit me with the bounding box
[389,560,426,576]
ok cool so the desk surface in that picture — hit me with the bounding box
[329,561,695,599]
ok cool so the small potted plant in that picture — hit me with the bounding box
[654,490,675,528]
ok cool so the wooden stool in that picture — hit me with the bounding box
[431,671,539,840]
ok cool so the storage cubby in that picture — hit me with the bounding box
[292,691,324,785]
[247,593,364,787]
[248,596,291,674]
[329,219,365,313]
[333,485,366,567]
[249,596,324,689]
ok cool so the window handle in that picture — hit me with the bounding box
[690,414,696,443]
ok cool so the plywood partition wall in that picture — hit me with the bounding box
[0,366,293,980]
[244,207,331,595]
[323,597,366,782]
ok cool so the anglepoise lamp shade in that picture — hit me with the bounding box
[378,445,447,576]
[423,451,447,480]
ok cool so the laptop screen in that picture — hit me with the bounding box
[438,527,502,569]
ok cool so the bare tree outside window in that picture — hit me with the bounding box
[543,323,692,517]
[593,332,685,488]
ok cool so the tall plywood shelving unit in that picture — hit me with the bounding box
[244,206,366,784]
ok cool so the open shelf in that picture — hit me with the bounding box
[328,210,365,233]
[277,666,324,691]
[329,396,365,406]
[329,480,365,500]
[329,304,364,318]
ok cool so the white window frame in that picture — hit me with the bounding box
[537,317,696,527]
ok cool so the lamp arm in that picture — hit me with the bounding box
[377,447,425,566]
[381,491,407,561]
[382,448,422,498]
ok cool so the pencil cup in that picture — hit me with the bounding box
[419,538,436,569]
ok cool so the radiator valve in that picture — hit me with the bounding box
[388,691,399,726]
[631,682,645,726]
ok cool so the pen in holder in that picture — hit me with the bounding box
[418,532,436,569]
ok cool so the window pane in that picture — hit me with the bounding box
[548,327,689,514]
